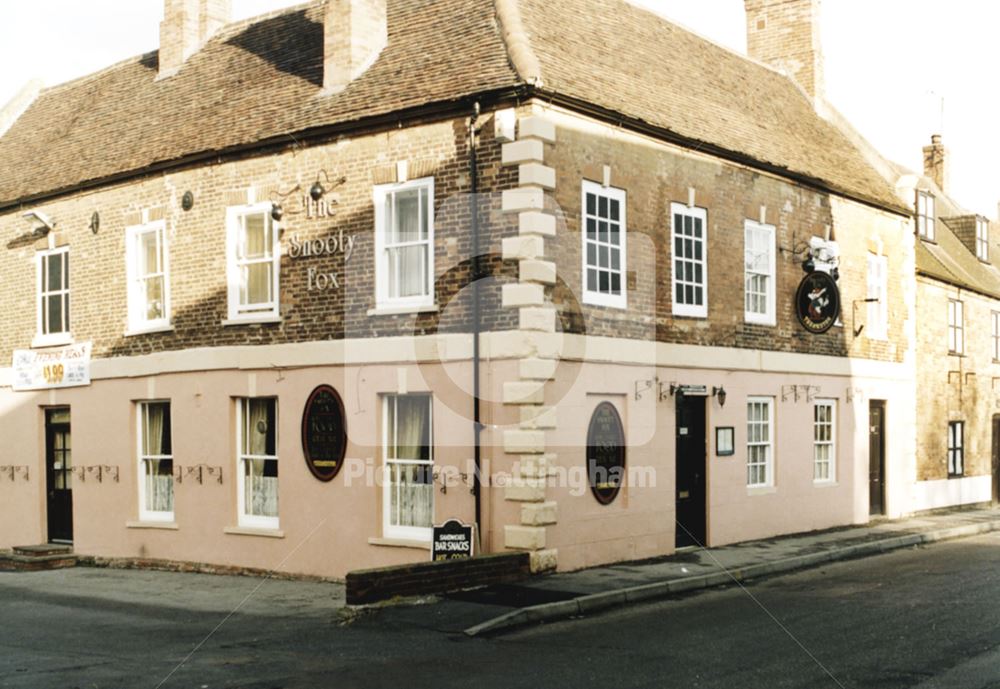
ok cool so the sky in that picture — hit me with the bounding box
[0,1,996,216]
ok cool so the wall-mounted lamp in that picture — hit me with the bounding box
[22,210,55,236]
[712,386,727,407]
[270,203,284,222]
[181,191,195,212]
[309,170,347,202]
[89,211,100,235]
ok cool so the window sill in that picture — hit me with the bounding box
[224,526,285,539]
[672,311,708,320]
[368,536,432,551]
[367,304,439,317]
[31,334,73,349]
[744,316,777,327]
[582,294,627,311]
[126,520,179,530]
[124,324,175,337]
[221,316,282,327]
[747,485,777,497]
[812,481,839,489]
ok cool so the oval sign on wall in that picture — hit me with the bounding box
[587,402,626,505]
[301,385,348,482]
[795,271,841,335]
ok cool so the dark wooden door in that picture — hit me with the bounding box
[992,416,1000,504]
[45,408,73,543]
[869,401,885,517]
[675,395,707,547]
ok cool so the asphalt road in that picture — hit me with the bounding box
[5,533,1000,688]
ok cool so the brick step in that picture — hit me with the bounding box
[1,544,77,572]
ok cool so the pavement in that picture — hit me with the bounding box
[455,505,1000,636]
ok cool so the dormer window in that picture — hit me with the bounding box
[976,217,989,262]
[916,191,935,241]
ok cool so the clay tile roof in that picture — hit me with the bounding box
[0,0,907,215]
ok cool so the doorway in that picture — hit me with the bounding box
[675,395,707,548]
[45,408,73,543]
[869,400,885,518]
[992,415,1000,504]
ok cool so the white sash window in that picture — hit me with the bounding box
[138,401,174,522]
[383,394,434,541]
[237,397,279,529]
[126,220,170,332]
[374,178,434,310]
[226,204,280,322]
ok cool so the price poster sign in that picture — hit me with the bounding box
[12,342,92,391]
[432,520,474,562]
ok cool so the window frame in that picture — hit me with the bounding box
[670,202,708,318]
[916,190,935,241]
[992,311,1000,362]
[236,397,280,531]
[746,396,774,488]
[947,420,964,478]
[744,219,777,326]
[137,400,174,523]
[382,393,434,542]
[373,177,436,311]
[125,220,171,333]
[813,399,836,484]
[580,180,627,309]
[976,217,990,262]
[35,245,71,347]
[866,253,888,340]
[948,299,964,355]
[225,202,281,323]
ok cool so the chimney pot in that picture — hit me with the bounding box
[923,134,948,194]
[324,0,388,94]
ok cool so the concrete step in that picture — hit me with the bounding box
[0,544,77,572]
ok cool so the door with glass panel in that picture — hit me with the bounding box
[45,408,73,543]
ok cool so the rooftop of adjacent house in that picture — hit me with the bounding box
[0,0,907,214]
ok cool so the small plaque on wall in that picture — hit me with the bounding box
[587,402,626,505]
[301,385,348,482]
[716,427,734,457]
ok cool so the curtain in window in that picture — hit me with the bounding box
[389,189,427,299]
[391,397,432,528]
[143,403,173,513]
[244,399,278,518]
[242,215,272,307]
[139,231,164,320]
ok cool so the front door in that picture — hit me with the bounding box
[675,395,707,548]
[992,416,1000,504]
[868,400,885,518]
[45,408,73,543]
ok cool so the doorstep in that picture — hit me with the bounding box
[0,544,78,572]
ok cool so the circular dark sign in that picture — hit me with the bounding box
[301,385,348,482]
[795,271,841,335]
[587,402,626,505]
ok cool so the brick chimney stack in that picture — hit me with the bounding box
[324,0,388,94]
[744,0,825,103]
[159,0,231,79]
[923,134,948,194]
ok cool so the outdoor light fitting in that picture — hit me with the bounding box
[271,203,284,222]
[712,386,727,407]
[22,210,55,235]
[309,170,346,202]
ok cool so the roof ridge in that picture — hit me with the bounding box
[494,0,544,87]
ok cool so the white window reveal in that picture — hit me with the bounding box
[866,253,888,340]
[581,181,627,309]
[948,421,964,477]
[744,220,776,325]
[976,217,990,262]
[237,397,279,530]
[948,299,964,355]
[374,178,435,310]
[916,191,935,241]
[226,204,280,322]
[383,394,434,541]
[126,220,170,333]
[671,203,708,318]
[992,311,1000,361]
[813,400,836,483]
[36,246,71,346]
[747,397,774,488]
[138,401,174,522]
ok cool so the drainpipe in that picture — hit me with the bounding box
[469,102,483,550]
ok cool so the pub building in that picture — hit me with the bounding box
[0,0,916,578]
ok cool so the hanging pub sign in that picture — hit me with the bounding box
[795,271,841,335]
[432,520,474,562]
[12,342,92,391]
[586,402,626,505]
[301,385,348,482]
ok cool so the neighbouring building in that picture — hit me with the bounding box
[890,136,1000,510]
[0,0,914,579]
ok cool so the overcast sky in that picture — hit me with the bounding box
[0,1,995,216]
